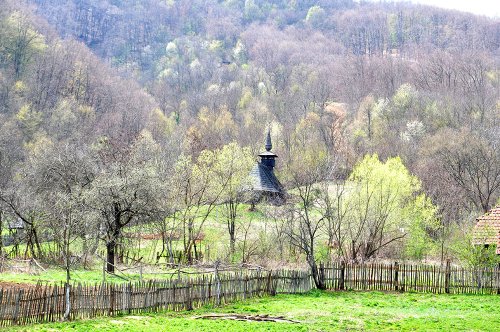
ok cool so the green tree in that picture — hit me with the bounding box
[0,12,46,78]
[171,150,228,263]
[306,6,326,29]
[212,142,253,260]
[344,154,434,261]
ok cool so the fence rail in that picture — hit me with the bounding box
[1,262,499,326]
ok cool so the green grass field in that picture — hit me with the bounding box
[4,290,500,331]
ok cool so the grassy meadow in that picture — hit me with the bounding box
[4,290,500,331]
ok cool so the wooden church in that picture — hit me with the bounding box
[245,130,286,205]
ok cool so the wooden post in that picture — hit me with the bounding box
[319,262,325,289]
[339,261,345,290]
[13,289,22,324]
[185,283,193,311]
[243,275,248,300]
[102,258,106,283]
[266,271,275,296]
[214,261,221,306]
[394,262,399,291]
[110,285,115,315]
[127,283,132,314]
[445,259,451,294]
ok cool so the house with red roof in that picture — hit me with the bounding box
[473,206,500,254]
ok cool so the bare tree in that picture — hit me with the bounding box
[25,142,92,320]
[84,133,166,273]
[430,129,500,213]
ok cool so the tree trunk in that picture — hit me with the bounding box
[227,201,237,260]
[107,207,122,273]
[106,240,116,273]
[229,222,235,259]
[63,282,71,320]
[63,249,71,320]
[308,255,326,290]
[32,226,42,259]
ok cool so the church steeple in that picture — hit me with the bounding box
[246,127,286,205]
[259,130,277,169]
[265,129,272,151]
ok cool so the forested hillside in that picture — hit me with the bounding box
[0,0,499,270]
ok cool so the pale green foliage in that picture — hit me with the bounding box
[0,12,46,77]
[451,228,500,269]
[49,99,79,139]
[238,88,252,109]
[211,142,254,201]
[171,151,221,211]
[244,0,264,21]
[349,154,420,200]
[306,6,326,28]
[402,194,440,259]
[148,108,177,139]
[22,133,53,163]
[233,39,247,64]
[392,83,417,112]
[16,104,42,139]
[341,154,437,260]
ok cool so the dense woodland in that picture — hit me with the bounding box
[0,0,499,283]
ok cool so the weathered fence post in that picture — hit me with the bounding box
[319,262,325,289]
[339,261,345,290]
[13,289,22,324]
[214,261,221,306]
[243,275,248,300]
[445,259,451,294]
[266,270,276,296]
[394,262,399,291]
[111,284,116,315]
[185,282,193,311]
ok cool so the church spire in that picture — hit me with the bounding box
[259,129,277,169]
[265,129,272,151]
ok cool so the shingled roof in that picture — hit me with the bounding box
[244,130,285,203]
[473,206,500,245]
[249,163,283,193]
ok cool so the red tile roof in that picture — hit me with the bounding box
[473,206,500,245]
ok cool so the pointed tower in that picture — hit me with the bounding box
[259,130,277,169]
[245,129,285,205]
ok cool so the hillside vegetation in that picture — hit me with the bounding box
[0,0,499,280]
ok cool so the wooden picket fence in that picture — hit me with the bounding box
[1,262,500,326]
[321,261,500,294]
[0,270,279,327]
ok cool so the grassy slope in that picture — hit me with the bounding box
[5,290,500,331]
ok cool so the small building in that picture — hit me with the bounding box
[472,206,500,254]
[246,130,286,205]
